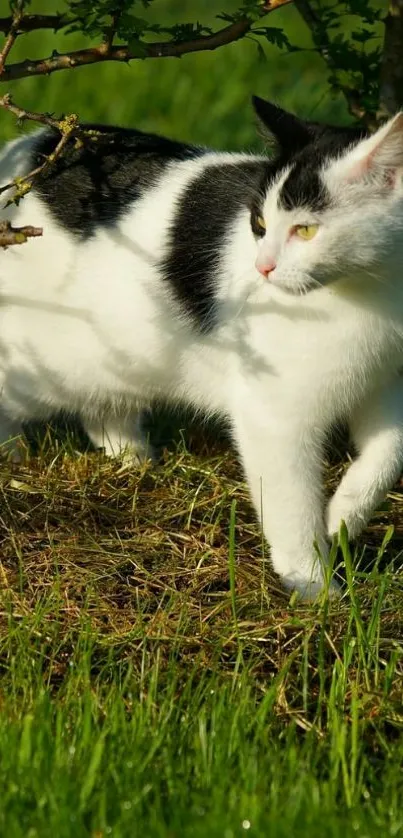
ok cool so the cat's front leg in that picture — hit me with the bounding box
[327,378,403,540]
[83,408,154,464]
[233,402,337,599]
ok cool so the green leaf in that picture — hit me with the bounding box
[118,14,149,39]
[128,38,148,59]
[351,28,375,44]
[263,27,291,50]
[256,42,267,63]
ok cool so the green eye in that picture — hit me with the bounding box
[252,211,266,237]
[294,224,319,240]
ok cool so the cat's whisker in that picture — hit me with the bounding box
[361,268,391,287]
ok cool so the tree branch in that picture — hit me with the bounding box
[103,10,121,54]
[0,93,106,247]
[0,14,70,35]
[379,0,403,116]
[0,124,74,200]
[0,0,24,75]
[0,18,254,83]
[0,220,42,247]
[0,0,294,83]
[0,92,68,130]
[0,94,104,203]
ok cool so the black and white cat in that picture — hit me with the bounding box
[1,98,403,598]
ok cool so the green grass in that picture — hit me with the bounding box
[0,427,402,837]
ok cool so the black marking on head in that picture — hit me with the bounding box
[32,124,203,238]
[252,96,370,213]
[277,125,369,213]
[252,95,368,155]
[160,160,272,332]
[279,164,330,212]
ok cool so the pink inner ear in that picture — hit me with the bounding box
[344,112,403,184]
[347,154,398,187]
[346,152,374,182]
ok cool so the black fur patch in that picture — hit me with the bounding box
[160,160,272,332]
[278,125,368,212]
[279,164,330,212]
[32,124,202,238]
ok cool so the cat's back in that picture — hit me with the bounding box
[0,124,203,237]
[33,124,207,239]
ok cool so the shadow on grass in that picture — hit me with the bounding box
[23,404,231,459]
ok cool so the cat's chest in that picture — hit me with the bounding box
[242,285,403,385]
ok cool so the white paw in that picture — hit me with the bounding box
[283,574,342,603]
[326,494,365,540]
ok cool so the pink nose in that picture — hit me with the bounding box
[256,260,276,278]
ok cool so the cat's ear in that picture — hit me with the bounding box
[334,112,403,183]
[252,96,319,153]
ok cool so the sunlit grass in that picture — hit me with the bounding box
[0,422,402,836]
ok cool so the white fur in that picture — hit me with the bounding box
[1,117,403,599]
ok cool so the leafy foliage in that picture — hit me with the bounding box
[298,0,386,123]
[0,1,395,128]
[58,0,388,125]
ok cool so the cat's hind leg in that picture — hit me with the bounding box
[83,408,154,465]
[326,377,403,540]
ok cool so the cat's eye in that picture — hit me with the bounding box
[251,211,266,238]
[294,224,319,241]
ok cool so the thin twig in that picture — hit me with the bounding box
[0,92,65,130]
[0,128,74,199]
[0,220,42,247]
[0,93,113,217]
[0,0,25,75]
[0,94,93,202]
[0,14,70,35]
[103,10,121,54]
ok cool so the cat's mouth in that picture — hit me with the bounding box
[264,272,322,296]
[264,262,342,296]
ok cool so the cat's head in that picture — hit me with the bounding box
[251,98,403,294]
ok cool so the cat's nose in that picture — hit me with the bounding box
[256,259,276,278]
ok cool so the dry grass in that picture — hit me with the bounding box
[0,420,402,720]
